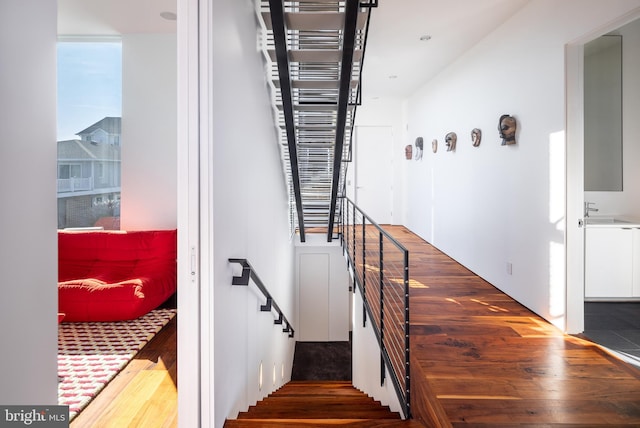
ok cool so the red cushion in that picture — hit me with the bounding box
[58,230,177,322]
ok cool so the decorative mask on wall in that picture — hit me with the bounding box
[432,139,438,153]
[498,114,517,145]
[405,144,413,160]
[414,137,424,160]
[445,132,457,152]
[471,128,482,147]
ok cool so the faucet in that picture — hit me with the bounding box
[584,201,599,217]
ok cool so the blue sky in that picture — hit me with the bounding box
[57,42,122,141]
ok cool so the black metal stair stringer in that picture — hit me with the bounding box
[268,0,306,242]
[327,0,360,242]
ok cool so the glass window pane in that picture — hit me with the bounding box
[57,41,122,230]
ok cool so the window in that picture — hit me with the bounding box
[58,164,81,180]
[57,40,122,229]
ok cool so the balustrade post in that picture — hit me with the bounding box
[340,197,344,245]
[361,214,366,298]
[379,231,385,386]
[352,201,356,281]
[404,249,411,418]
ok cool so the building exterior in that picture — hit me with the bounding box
[57,117,121,229]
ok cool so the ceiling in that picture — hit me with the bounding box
[58,0,177,36]
[362,0,529,99]
[58,0,529,98]
[57,0,531,237]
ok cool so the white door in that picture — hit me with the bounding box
[566,43,586,334]
[354,126,393,224]
[299,253,330,341]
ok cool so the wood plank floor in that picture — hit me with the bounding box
[382,226,640,427]
[70,316,177,428]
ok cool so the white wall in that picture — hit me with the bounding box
[585,17,640,217]
[210,0,297,426]
[121,34,177,230]
[351,286,403,417]
[356,0,640,332]
[0,0,58,404]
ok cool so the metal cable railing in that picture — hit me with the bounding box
[340,197,410,418]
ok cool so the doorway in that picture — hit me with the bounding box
[354,126,393,224]
[566,12,640,337]
[56,0,182,423]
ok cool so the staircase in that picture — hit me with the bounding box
[256,0,375,241]
[224,381,423,427]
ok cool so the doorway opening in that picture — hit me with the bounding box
[566,11,640,342]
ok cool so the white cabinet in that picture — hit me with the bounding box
[585,227,640,299]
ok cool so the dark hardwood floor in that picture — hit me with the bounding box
[383,225,640,427]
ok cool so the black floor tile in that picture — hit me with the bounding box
[618,329,640,347]
[585,315,632,330]
[291,341,352,381]
[582,329,637,349]
[584,302,640,362]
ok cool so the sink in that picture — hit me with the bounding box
[585,217,630,225]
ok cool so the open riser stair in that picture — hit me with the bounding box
[224,381,424,427]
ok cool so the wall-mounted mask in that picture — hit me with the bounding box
[498,114,517,145]
[471,128,482,147]
[415,137,424,160]
[445,132,457,152]
[405,144,413,160]
[432,139,438,153]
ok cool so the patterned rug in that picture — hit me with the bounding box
[58,308,177,420]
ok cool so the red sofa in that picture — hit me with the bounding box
[58,229,177,322]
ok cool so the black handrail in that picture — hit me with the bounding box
[229,258,295,338]
[340,197,411,418]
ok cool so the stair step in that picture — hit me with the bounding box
[254,397,384,405]
[268,381,362,395]
[225,419,425,427]
[238,404,398,419]
[226,381,407,426]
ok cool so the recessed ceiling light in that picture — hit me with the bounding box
[160,11,177,21]
[420,35,432,41]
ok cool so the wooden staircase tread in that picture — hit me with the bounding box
[238,411,400,419]
[251,402,389,409]
[280,382,354,388]
[251,402,390,409]
[256,396,384,403]
[225,418,425,427]
[269,392,373,398]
